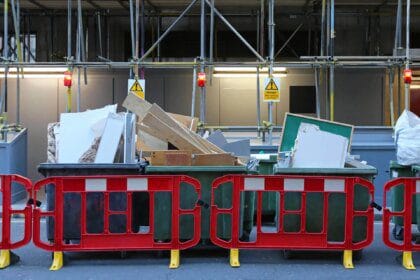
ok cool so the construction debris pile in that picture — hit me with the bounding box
[123,93,243,166]
[47,104,135,164]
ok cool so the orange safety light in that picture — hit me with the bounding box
[404,69,413,84]
[197,72,206,88]
[64,70,73,87]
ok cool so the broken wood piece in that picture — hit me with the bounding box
[150,150,192,166]
[139,113,208,154]
[169,113,199,132]
[192,153,236,166]
[123,93,152,121]
[137,131,168,152]
[146,105,212,153]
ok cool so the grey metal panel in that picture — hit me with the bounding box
[144,76,165,108]
[18,79,59,180]
[219,78,264,125]
[335,69,384,125]
[204,77,220,125]
[164,73,193,115]
[79,76,114,111]
[0,129,28,204]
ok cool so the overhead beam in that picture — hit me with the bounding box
[144,0,157,11]
[116,0,129,11]
[85,0,101,10]
[27,0,47,10]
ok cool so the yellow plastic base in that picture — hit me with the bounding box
[0,250,11,269]
[230,249,240,267]
[169,250,180,269]
[402,251,416,270]
[343,250,354,269]
[50,251,64,271]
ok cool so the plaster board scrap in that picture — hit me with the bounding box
[292,122,348,168]
[95,113,125,163]
[58,104,117,163]
[207,130,228,147]
[222,139,251,158]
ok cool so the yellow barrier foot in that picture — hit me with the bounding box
[0,250,11,269]
[343,250,354,269]
[0,250,20,269]
[402,251,416,270]
[230,249,240,268]
[169,250,180,269]
[50,251,64,271]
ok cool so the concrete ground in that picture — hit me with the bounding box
[1,221,420,280]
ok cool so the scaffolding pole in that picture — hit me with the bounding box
[267,0,275,145]
[329,0,335,121]
[140,0,199,61]
[405,0,410,110]
[1,0,9,115]
[200,0,206,124]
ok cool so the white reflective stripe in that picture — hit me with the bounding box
[127,178,148,191]
[85,179,107,192]
[284,179,304,191]
[244,178,265,191]
[324,179,345,192]
[416,180,420,193]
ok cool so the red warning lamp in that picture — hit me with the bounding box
[64,70,73,87]
[404,69,413,84]
[197,72,206,88]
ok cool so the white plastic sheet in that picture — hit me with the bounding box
[395,110,420,166]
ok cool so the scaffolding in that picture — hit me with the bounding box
[0,0,416,141]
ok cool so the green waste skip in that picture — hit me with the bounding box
[145,165,255,244]
[389,161,420,239]
[273,159,377,243]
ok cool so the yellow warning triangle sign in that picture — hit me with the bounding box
[130,79,145,99]
[265,78,279,91]
[263,77,280,102]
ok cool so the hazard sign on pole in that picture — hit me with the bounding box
[128,79,146,99]
[263,77,280,102]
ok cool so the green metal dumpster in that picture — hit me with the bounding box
[273,159,377,243]
[256,155,278,221]
[38,163,147,241]
[145,165,254,244]
[389,161,420,239]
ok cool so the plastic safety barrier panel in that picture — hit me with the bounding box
[32,175,201,270]
[210,175,375,269]
[383,178,420,270]
[0,175,33,269]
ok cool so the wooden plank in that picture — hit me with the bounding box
[169,113,199,132]
[123,93,152,121]
[150,150,192,166]
[136,131,168,151]
[140,113,207,153]
[192,153,236,166]
[147,104,212,153]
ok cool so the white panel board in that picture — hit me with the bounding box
[95,113,125,163]
[58,105,117,163]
